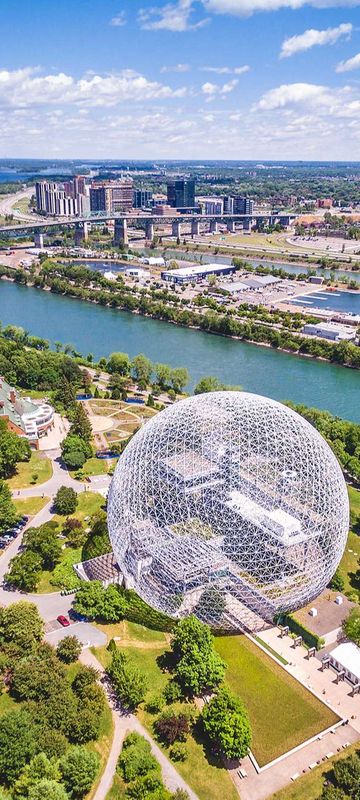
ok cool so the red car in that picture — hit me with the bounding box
[57,615,70,627]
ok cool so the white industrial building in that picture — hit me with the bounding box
[161,263,235,284]
[302,322,357,342]
[329,642,360,685]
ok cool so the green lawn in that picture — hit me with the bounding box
[52,491,105,528]
[13,496,50,517]
[270,742,359,800]
[214,636,338,767]
[81,458,109,477]
[7,452,52,490]
[96,620,168,644]
[93,636,238,800]
[105,774,126,800]
[338,486,360,601]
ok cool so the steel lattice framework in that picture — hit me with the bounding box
[108,392,349,632]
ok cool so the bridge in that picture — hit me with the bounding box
[0,211,296,246]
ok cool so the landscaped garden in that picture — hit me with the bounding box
[93,623,238,800]
[214,636,339,767]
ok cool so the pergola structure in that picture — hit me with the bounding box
[108,392,349,632]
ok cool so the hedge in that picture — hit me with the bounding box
[278,613,325,651]
[124,589,175,632]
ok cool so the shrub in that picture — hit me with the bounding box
[169,743,187,762]
[118,732,159,783]
[54,487,78,516]
[163,680,182,705]
[154,712,189,746]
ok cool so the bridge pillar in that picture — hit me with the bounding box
[191,219,200,237]
[145,220,154,241]
[210,220,218,234]
[227,220,235,233]
[114,218,128,246]
[243,218,252,232]
[74,221,89,246]
[172,221,181,239]
[34,232,44,249]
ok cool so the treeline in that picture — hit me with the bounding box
[288,402,360,483]
[0,327,82,391]
[2,261,360,370]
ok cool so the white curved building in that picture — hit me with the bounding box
[108,392,349,631]
[0,377,54,448]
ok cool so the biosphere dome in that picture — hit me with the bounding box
[107,392,349,631]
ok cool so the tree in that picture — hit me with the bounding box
[107,352,131,375]
[0,479,18,534]
[118,732,159,783]
[24,523,62,570]
[0,601,43,652]
[60,746,99,799]
[170,368,189,395]
[333,753,360,795]
[56,636,82,664]
[5,550,42,592]
[73,581,105,620]
[154,363,171,389]
[54,486,78,516]
[101,584,128,623]
[342,608,360,646]
[132,354,153,388]
[154,712,189,746]
[72,665,98,697]
[62,518,86,547]
[329,569,345,592]
[12,752,60,799]
[0,418,31,478]
[69,403,92,445]
[0,710,37,784]
[28,781,69,800]
[318,787,346,800]
[171,616,226,697]
[194,376,225,395]
[61,434,91,467]
[171,791,190,800]
[202,686,252,760]
[107,650,147,709]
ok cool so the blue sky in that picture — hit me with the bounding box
[1,0,360,159]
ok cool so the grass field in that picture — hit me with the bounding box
[214,636,338,766]
[105,773,126,799]
[338,486,360,601]
[13,496,50,516]
[7,452,52,490]
[93,628,238,800]
[81,457,109,477]
[270,742,359,800]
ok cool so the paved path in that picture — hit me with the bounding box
[81,649,198,800]
[14,453,111,500]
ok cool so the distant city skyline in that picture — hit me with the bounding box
[1,0,360,160]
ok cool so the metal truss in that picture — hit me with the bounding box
[108,392,349,632]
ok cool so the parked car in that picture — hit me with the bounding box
[57,615,70,627]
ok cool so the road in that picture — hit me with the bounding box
[0,187,35,221]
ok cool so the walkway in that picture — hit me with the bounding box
[81,649,198,800]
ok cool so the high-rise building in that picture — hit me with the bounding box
[233,196,254,215]
[133,189,153,209]
[112,178,134,212]
[167,179,196,208]
[89,185,112,213]
[223,195,234,214]
[35,181,78,216]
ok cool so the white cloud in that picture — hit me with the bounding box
[110,10,127,26]
[160,63,190,72]
[203,0,360,16]
[201,64,249,74]
[0,67,186,108]
[280,23,352,58]
[201,78,238,100]
[254,82,330,110]
[336,51,360,71]
[138,0,209,31]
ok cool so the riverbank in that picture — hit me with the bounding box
[0,279,359,421]
[2,260,360,372]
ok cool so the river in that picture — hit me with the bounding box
[0,280,359,422]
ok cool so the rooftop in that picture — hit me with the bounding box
[329,641,360,680]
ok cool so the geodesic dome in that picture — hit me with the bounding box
[108,392,349,632]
